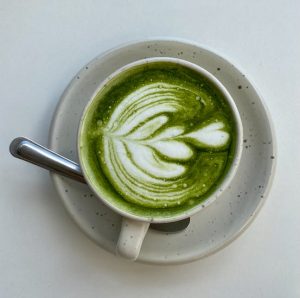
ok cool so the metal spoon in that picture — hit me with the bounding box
[9,137,190,233]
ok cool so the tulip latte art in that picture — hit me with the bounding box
[80,61,237,218]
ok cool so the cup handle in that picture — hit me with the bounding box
[116,218,150,261]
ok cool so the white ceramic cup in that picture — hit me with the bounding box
[78,57,243,261]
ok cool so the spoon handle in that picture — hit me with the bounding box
[9,137,85,183]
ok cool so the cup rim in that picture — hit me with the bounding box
[78,57,243,223]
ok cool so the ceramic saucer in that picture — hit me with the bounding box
[49,38,276,265]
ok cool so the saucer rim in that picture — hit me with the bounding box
[49,37,277,265]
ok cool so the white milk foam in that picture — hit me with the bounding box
[100,82,230,206]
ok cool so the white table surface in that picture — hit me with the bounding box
[1,1,299,297]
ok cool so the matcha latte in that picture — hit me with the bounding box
[79,59,239,219]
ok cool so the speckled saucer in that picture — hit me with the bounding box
[49,38,276,265]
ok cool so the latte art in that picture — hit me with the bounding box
[80,61,237,216]
[100,82,230,208]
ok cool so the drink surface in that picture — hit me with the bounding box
[79,61,237,218]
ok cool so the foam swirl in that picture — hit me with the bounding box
[98,82,231,208]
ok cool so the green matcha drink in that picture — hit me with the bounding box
[79,60,238,219]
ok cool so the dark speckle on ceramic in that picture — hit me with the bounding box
[238,85,242,89]
[217,67,221,71]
